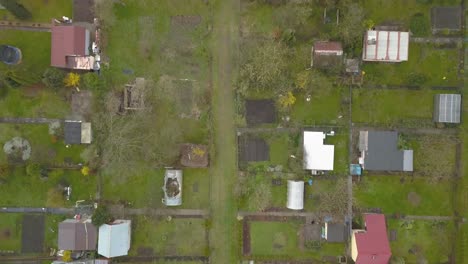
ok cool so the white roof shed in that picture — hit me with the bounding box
[98,220,131,258]
[363,30,409,62]
[287,180,304,210]
[303,131,334,171]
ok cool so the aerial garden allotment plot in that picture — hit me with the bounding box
[0,0,466,264]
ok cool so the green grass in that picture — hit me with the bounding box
[363,43,460,86]
[0,0,72,22]
[360,0,459,33]
[0,30,51,82]
[325,131,349,174]
[354,176,453,215]
[406,134,457,177]
[0,213,22,251]
[249,221,345,260]
[102,168,210,209]
[0,168,96,207]
[291,90,345,126]
[44,214,66,249]
[388,219,454,263]
[131,216,208,256]
[0,88,69,118]
[105,0,211,84]
[352,89,457,126]
[0,123,83,164]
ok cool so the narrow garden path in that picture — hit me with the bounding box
[108,206,209,218]
[209,0,240,263]
[238,211,317,218]
[0,117,60,124]
[0,20,52,32]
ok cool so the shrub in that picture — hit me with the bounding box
[92,205,113,227]
[0,0,32,20]
[81,73,100,90]
[410,13,430,37]
[64,73,80,88]
[26,163,41,177]
[406,73,428,85]
[42,68,66,90]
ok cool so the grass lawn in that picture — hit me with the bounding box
[102,168,209,209]
[325,131,348,175]
[104,0,211,84]
[360,0,459,33]
[363,44,460,86]
[354,176,453,215]
[0,213,22,251]
[0,0,72,22]
[131,216,208,256]
[0,29,51,82]
[291,89,345,126]
[388,219,454,263]
[352,89,457,126]
[249,221,345,260]
[406,134,457,178]
[0,88,70,118]
[0,123,83,164]
[0,168,96,207]
[44,214,67,249]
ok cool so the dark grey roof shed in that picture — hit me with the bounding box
[433,94,461,123]
[325,223,346,243]
[359,131,413,172]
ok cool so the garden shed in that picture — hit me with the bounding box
[51,25,94,70]
[64,120,92,144]
[351,214,391,263]
[311,41,343,69]
[245,99,276,125]
[98,220,131,258]
[359,131,413,172]
[433,94,461,124]
[431,6,462,32]
[303,131,334,171]
[286,180,304,210]
[58,219,97,251]
[362,30,409,62]
[324,222,346,243]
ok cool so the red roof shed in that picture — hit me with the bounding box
[352,214,392,264]
[51,25,89,68]
[313,41,343,54]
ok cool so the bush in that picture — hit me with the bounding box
[26,163,40,177]
[42,68,66,90]
[406,73,428,86]
[81,73,100,90]
[410,13,430,37]
[0,0,32,20]
[92,205,113,227]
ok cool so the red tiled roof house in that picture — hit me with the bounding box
[351,214,392,264]
[51,25,94,70]
[311,41,343,69]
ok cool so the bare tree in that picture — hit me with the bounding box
[318,178,349,218]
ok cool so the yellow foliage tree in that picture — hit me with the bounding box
[192,147,205,157]
[64,73,80,88]
[278,91,296,109]
[81,166,90,176]
[62,250,72,262]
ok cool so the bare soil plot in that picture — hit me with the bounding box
[245,99,276,125]
[73,0,95,23]
[21,214,45,253]
[238,136,270,165]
